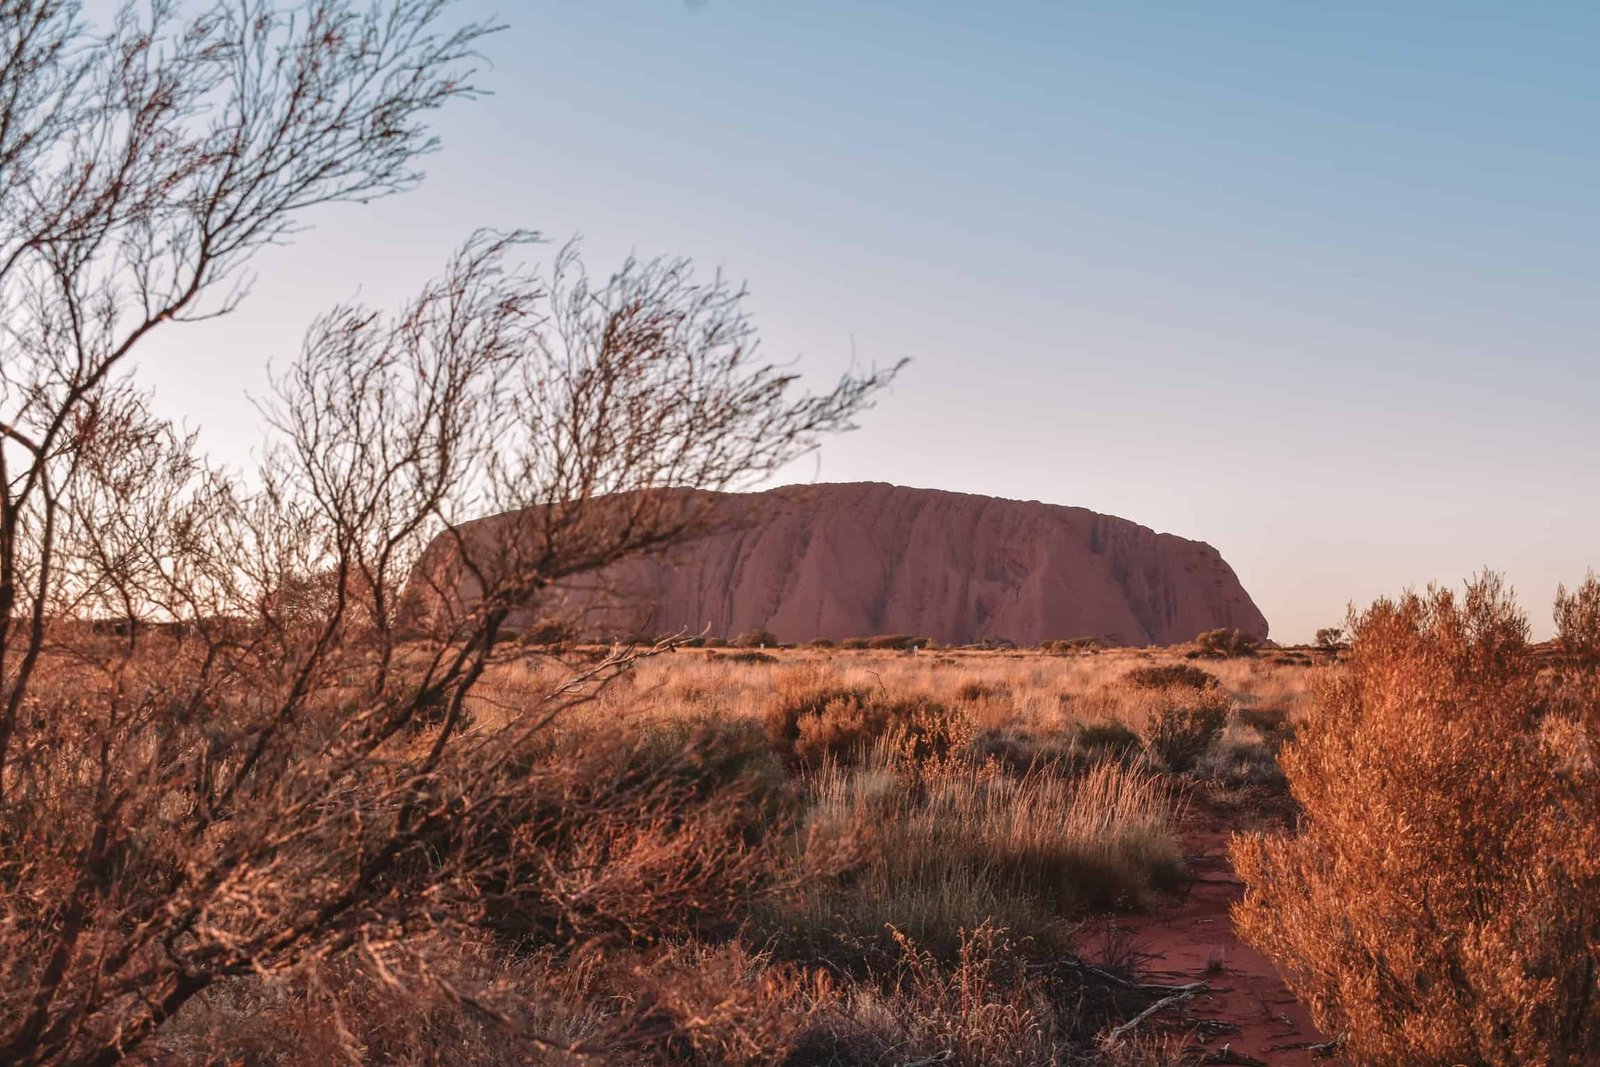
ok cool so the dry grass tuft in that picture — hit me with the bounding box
[783,744,1183,966]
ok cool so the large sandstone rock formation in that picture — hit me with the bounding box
[414,483,1268,647]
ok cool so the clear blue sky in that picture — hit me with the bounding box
[138,1,1600,642]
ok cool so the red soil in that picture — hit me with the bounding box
[1093,819,1337,1065]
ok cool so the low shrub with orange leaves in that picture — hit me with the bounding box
[1232,574,1600,1066]
[763,684,968,768]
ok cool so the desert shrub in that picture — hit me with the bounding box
[730,628,779,649]
[1233,575,1600,1066]
[1188,627,1259,658]
[152,945,606,1067]
[1041,636,1105,655]
[1121,663,1221,691]
[716,649,777,665]
[1313,626,1344,649]
[970,726,1060,773]
[764,684,874,758]
[866,633,932,651]
[1139,695,1229,773]
[840,636,871,650]
[804,637,837,648]
[763,686,968,769]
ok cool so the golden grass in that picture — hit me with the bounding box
[470,644,1319,739]
[140,642,1307,1065]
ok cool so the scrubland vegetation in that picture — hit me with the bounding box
[122,642,1313,1065]
[3,1,1596,1064]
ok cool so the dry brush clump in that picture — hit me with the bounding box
[763,681,971,769]
[1121,664,1222,692]
[1186,628,1260,659]
[1233,574,1600,1066]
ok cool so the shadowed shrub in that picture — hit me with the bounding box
[866,634,933,651]
[1122,663,1221,692]
[1140,696,1229,773]
[1073,719,1145,761]
[1187,628,1259,659]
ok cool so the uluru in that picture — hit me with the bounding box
[413,483,1268,646]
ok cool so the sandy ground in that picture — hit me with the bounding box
[1092,813,1339,1066]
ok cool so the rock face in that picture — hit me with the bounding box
[418,483,1268,647]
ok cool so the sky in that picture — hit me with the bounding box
[133,1,1600,642]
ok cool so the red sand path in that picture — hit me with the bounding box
[1093,825,1339,1065]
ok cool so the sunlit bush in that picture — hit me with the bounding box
[1233,575,1600,1066]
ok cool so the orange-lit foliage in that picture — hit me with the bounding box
[1232,575,1600,1066]
[763,684,966,768]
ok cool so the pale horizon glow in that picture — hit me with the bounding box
[132,0,1600,642]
